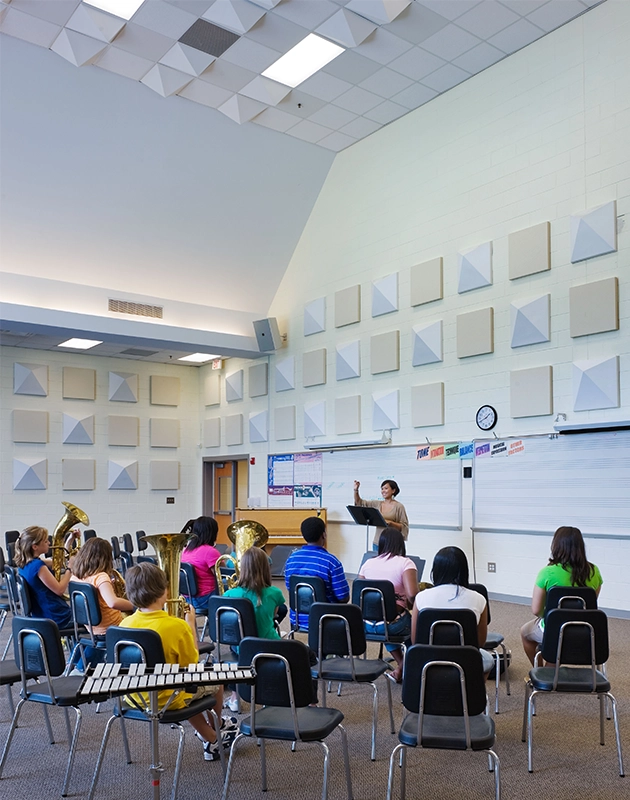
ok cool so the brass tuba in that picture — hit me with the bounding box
[141,532,190,618]
[215,520,268,595]
[51,501,89,581]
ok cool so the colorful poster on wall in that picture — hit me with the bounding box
[267,452,323,507]
[268,486,294,508]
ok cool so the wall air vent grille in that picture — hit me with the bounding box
[109,299,163,318]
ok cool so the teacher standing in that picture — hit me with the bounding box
[353,479,409,550]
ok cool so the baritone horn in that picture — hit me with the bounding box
[215,519,268,595]
[51,501,89,581]
[141,532,190,618]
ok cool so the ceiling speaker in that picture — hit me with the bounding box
[253,318,282,352]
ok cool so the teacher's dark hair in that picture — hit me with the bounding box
[184,516,218,551]
[431,546,470,589]
[381,479,400,497]
[378,527,406,558]
[549,526,594,587]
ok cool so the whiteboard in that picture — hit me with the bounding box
[322,446,462,530]
[473,431,630,537]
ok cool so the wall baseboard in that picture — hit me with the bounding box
[488,592,630,620]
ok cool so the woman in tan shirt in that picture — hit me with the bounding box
[353,479,409,550]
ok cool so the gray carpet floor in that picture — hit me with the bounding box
[1,596,628,800]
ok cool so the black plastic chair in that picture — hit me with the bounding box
[207,596,258,661]
[288,574,327,635]
[0,616,106,795]
[268,545,298,577]
[522,608,624,776]
[222,636,352,800]
[545,585,598,616]
[135,531,148,553]
[119,551,133,576]
[88,626,224,800]
[387,644,500,800]
[67,580,107,671]
[122,533,134,557]
[179,562,212,647]
[308,602,394,761]
[470,582,511,712]
[4,532,19,568]
[351,578,407,659]
[414,607,479,647]
[14,573,79,643]
[2,567,20,660]
[83,529,97,543]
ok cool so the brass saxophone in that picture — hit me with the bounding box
[141,532,190,618]
[215,520,268,595]
[51,501,89,581]
[110,569,127,599]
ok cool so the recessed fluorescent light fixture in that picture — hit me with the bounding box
[178,353,218,363]
[58,338,103,350]
[84,0,145,20]
[262,34,344,88]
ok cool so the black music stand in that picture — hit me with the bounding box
[347,505,387,552]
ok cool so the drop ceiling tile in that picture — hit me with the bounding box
[456,0,520,38]
[391,81,437,110]
[11,0,79,26]
[244,11,308,51]
[112,22,175,61]
[0,7,60,47]
[252,106,302,132]
[317,131,357,152]
[180,18,240,56]
[202,0,266,35]
[421,23,481,59]
[217,92,267,123]
[363,98,408,124]
[287,118,334,143]
[299,71,353,101]
[488,17,544,53]
[388,45,446,80]
[421,62,470,92]
[239,74,291,105]
[160,41,216,75]
[358,66,414,98]
[383,1,449,43]
[273,0,339,28]
[51,28,107,66]
[417,0,483,21]
[307,103,357,129]
[132,0,197,38]
[276,89,326,118]
[315,8,376,47]
[452,40,504,72]
[220,35,280,71]
[497,0,547,14]
[248,0,283,7]
[178,77,233,107]
[527,0,586,32]
[322,48,381,83]
[198,58,257,91]
[95,45,154,80]
[66,4,125,42]
[164,0,214,14]
[332,85,383,114]
[339,115,381,138]
[354,28,414,65]
[141,63,192,96]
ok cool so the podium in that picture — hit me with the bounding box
[346,505,387,552]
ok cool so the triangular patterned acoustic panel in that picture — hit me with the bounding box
[458,242,492,294]
[412,321,443,366]
[108,460,138,490]
[570,201,617,263]
[573,356,619,412]
[510,295,550,348]
[13,457,47,490]
[14,363,48,396]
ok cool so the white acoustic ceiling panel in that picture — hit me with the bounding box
[347,0,410,25]
[372,389,399,431]
[150,461,180,491]
[141,63,192,97]
[108,460,138,490]
[66,3,126,43]
[62,413,95,445]
[411,383,444,428]
[240,75,291,106]
[336,340,361,381]
[218,94,266,124]
[304,401,326,438]
[304,297,326,336]
[225,413,244,445]
[160,42,216,76]
[410,257,443,307]
[204,372,221,406]
[372,272,398,317]
[202,0,266,35]
[275,406,296,441]
[573,356,619,412]
[109,371,138,402]
[14,362,48,396]
[249,362,268,398]
[335,395,361,435]
[51,29,107,67]
[13,457,47,490]
[316,8,377,47]
[570,201,617,263]
[13,410,48,443]
[203,417,221,448]
[226,369,244,402]
[249,410,268,443]
[275,356,295,392]
[510,294,551,348]
[412,320,443,366]
[510,366,553,418]
[63,367,96,400]
[108,416,139,447]
[62,459,96,491]
[458,241,492,293]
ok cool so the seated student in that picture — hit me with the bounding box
[180,516,222,613]
[121,562,237,761]
[358,527,418,683]
[284,516,350,628]
[15,525,74,629]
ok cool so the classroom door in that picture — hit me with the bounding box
[203,459,249,546]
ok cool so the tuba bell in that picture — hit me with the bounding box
[215,520,268,595]
[51,501,89,581]
[141,532,190,618]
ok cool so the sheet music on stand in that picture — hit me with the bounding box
[347,505,387,552]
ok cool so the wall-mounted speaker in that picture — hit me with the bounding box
[253,317,282,352]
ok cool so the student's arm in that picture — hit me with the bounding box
[38,563,72,596]
[402,567,418,608]
[477,605,488,648]
[185,605,199,647]
[331,560,350,603]
[531,585,546,617]
[96,576,134,612]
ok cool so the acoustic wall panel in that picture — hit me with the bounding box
[412,320,443,366]
[203,418,221,448]
[573,356,619,412]
[371,330,399,374]
[63,367,96,400]
[13,410,48,443]
[150,461,180,490]
[456,308,494,358]
[275,406,296,441]
[249,410,268,443]
[14,362,48,396]
[336,340,360,381]
[510,366,553,418]
[62,459,96,490]
[372,272,398,317]
[411,383,444,427]
[275,356,295,392]
[249,363,268,398]
[204,372,221,406]
[570,200,617,263]
[226,369,244,402]
[457,241,492,293]
[510,294,550,348]
[108,415,139,446]
[335,285,360,327]
[304,297,326,336]
[13,457,47,490]
[508,221,550,279]
[410,257,443,307]
[150,375,180,406]
[335,395,361,435]
[569,277,619,338]
[62,413,95,444]
[150,418,180,448]
[108,460,138,490]
[303,348,327,387]
[108,371,138,402]
[304,401,326,438]
[373,389,399,430]
[225,414,243,446]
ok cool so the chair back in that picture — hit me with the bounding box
[469,582,491,624]
[0,545,5,574]
[408,555,426,581]
[545,586,597,616]
[351,579,399,623]
[402,644,487,718]
[268,545,298,577]
[15,574,33,617]
[122,533,134,555]
[308,602,367,658]
[68,580,103,634]
[207,596,258,658]
[83,529,97,543]
[4,566,21,615]
[13,615,66,678]
[414,608,478,647]
[288,574,327,628]
[119,551,133,576]
[238,636,315,709]
[110,536,121,560]
[136,531,148,552]
[106,626,165,667]
[179,562,199,598]
[541,609,609,667]
[5,531,19,567]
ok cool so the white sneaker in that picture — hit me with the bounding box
[223,696,240,713]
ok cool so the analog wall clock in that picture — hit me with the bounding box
[476,405,498,431]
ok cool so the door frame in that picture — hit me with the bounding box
[202,455,249,545]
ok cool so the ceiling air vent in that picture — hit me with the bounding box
[120,348,159,357]
[109,299,163,318]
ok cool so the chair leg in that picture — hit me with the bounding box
[526,689,538,772]
[316,740,330,800]
[338,723,353,800]
[606,692,625,777]
[0,697,26,778]
[260,737,267,791]
[493,651,500,714]
[487,748,501,800]
[600,693,606,745]
[170,723,186,800]
[63,707,73,747]
[1,632,13,661]
[370,682,379,761]
[385,673,395,735]
[521,680,531,742]
[88,713,118,800]
[43,704,55,744]
[61,707,82,797]
[119,712,132,764]
[386,744,405,800]
[220,732,243,800]
[320,680,326,708]
[209,708,227,775]
[500,643,510,696]
[5,684,15,716]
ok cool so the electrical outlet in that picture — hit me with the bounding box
[487,562,496,573]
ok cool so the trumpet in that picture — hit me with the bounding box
[215,519,268,595]
[51,501,89,581]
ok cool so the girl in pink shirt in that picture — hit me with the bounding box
[180,516,222,613]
